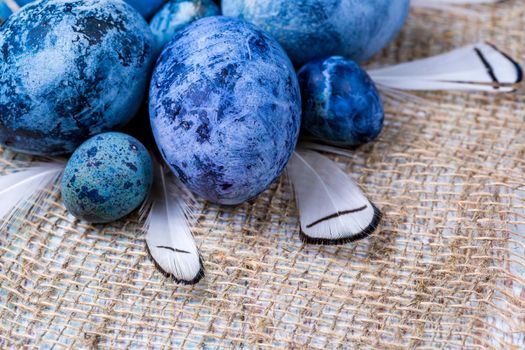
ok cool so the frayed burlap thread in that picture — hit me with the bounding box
[1,2,525,349]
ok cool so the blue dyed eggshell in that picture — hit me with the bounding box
[222,0,410,65]
[150,16,301,205]
[61,132,153,224]
[298,57,384,146]
[0,0,155,155]
[150,0,220,52]
[125,0,165,19]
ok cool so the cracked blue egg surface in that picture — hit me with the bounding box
[150,16,301,205]
[125,0,165,19]
[222,0,410,66]
[61,132,153,224]
[0,0,155,156]
[150,0,220,53]
[298,56,384,146]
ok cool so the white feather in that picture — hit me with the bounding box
[368,43,523,92]
[411,0,502,17]
[300,142,356,159]
[4,0,22,13]
[375,83,431,105]
[143,163,203,284]
[287,149,381,245]
[0,161,64,229]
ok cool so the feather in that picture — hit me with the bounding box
[411,0,503,17]
[142,163,204,285]
[0,161,64,229]
[300,142,356,159]
[375,83,431,105]
[287,149,381,245]
[412,0,502,6]
[4,0,22,13]
[368,43,523,92]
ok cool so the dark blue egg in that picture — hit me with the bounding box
[298,56,384,146]
[0,0,33,24]
[150,0,220,52]
[222,0,410,65]
[150,16,301,205]
[61,132,153,223]
[0,0,155,156]
[125,0,165,19]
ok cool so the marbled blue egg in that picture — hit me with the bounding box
[0,0,154,156]
[150,16,301,205]
[124,0,165,19]
[0,0,33,24]
[298,56,384,146]
[1,0,166,22]
[150,0,220,52]
[61,132,153,223]
[222,0,410,65]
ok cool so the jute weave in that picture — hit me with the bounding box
[1,3,524,349]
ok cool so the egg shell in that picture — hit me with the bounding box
[0,0,166,21]
[149,16,301,205]
[149,0,220,53]
[61,132,153,224]
[0,0,155,156]
[1,0,165,22]
[298,56,384,146]
[222,0,410,65]
[125,0,165,19]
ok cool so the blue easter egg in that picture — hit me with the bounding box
[150,0,220,52]
[0,0,155,156]
[298,56,384,146]
[0,0,33,24]
[125,0,165,19]
[150,16,301,205]
[61,132,153,223]
[222,0,410,65]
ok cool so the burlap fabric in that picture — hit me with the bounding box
[1,3,524,349]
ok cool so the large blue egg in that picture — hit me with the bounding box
[0,0,155,156]
[150,16,301,205]
[61,132,153,224]
[125,0,165,19]
[150,0,220,52]
[222,0,410,65]
[298,56,384,146]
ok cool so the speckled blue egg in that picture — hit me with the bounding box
[298,56,384,146]
[150,16,301,205]
[0,0,155,156]
[61,132,153,223]
[0,0,33,24]
[125,0,165,19]
[150,0,220,52]
[222,0,410,65]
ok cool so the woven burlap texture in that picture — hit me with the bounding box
[1,3,524,349]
